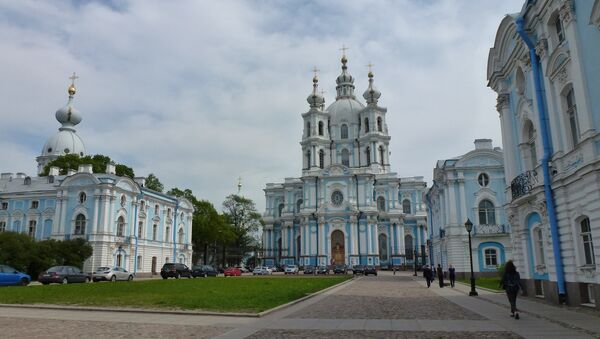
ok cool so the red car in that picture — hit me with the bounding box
[224,267,241,277]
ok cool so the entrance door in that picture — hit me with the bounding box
[331,230,345,265]
[151,256,157,275]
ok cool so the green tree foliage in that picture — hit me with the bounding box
[222,194,264,266]
[41,154,134,178]
[145,173,164,192]
[0,232,93,278]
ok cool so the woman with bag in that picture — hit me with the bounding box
[500,261,523,319]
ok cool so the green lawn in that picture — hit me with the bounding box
[0,276,350,313]
[458,277,503,291]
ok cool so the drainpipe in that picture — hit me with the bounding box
[355,174,362,265]
[425,191,433,267]
[315,176,319,266]
[172,200,179,262]
[133,191,143,276]
[516,16,566,302]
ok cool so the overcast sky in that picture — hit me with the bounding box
[0,0,524,212]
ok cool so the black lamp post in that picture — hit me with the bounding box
[464,218,478,296]
[312,212,318,266]
[413,248,418,276]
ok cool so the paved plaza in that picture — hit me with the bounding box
[1,271,599,338]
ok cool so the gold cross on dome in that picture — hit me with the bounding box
[69,72,79,85]
[311,66,320,77]
[366,62,374,72]
[339,44,349,56]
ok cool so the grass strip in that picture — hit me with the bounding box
[0,276,350,313]
[458,277,503,291]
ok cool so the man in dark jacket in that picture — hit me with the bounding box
[448,264,456,287]
[423,265,432,287]
[436,264,444,288]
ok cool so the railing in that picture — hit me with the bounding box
[511,170,539,199]
[474,224,507,235]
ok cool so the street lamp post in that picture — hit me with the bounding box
[413,249,418,276]
[464,218,478,296]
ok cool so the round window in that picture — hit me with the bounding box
[478,173,490,187]
[331,191,344,207]
[64,148,70,154]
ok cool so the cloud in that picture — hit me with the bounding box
[0,0,523,211]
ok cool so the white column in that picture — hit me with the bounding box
[92,192,100,234]
[458,177,467,225]
[448,181,457,225]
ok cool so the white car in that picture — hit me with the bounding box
[252,266,271,275]
[284,265,299,274]
[92,267,133,282]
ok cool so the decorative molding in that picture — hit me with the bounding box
[519,54,531,71]
[496,93,510,112]
[560,0,575,26]
[535,37,548,59]
[556,67,569,85]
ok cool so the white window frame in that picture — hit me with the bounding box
[579,217,595,266]
[483,247,498,268]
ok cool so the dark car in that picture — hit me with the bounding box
[303,265,316,274]
[352,265,365,275]
[160,263,192,279]
[333,264,347,274]
[364,265,378,276]
[38,266,90,285]
[192,265,218,277]
[316,265,330,275]
[0,264,31,286]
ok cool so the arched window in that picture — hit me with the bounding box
[28,220,36,238]
[165,226,170,242]
[318,121,324,136]
[78,192,86,204]
[524,120,537,169]
[167,208,171,218]
[402,199,411,214]
[377,196,386,212]
[137,256,142,270]
[154,204,160,215]
[484,248,498,267]
[566,88,579,146]
[341,124,348,139]
[379,146,384,164]
[117,216,125,236]
[366,147,371,165]
[580,217,595,265]
[120,195,126,207]
[138,221,143,238]
[379,233,388,261]
[178,228,184,244]
[405,234,414,259]
[306,122,311,137]
[364,118,369,133]
[75,214,86,235]
[140,200,145,211]
[319,150,325,169]
[534,226,546,266]
[478,200,496,225]
[554,14,564,43]
[306,150,311,168]
[377,117,382,132]
[278,203,284,217]
[296,199,303,213]
[152,224,157,240]
[516,67,525,94]
[341,149,350,167]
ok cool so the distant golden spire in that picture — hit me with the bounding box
[68,72,79,96]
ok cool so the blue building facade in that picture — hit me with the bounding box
[426,139,512,278]
[488,0,600,307]
[0,79,194,275]
[263,55,428,269]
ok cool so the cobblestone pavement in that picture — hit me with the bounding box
[246,329,523,339]
[288,276,485,320]
[0,317,230,338]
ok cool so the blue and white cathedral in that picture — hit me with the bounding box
[263,55,428,268]
[0,77,194,275]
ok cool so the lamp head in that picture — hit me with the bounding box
[464,218,473,233]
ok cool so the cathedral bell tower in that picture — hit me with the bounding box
[301,68,330,175]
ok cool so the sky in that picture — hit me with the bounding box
[0,0,524,212]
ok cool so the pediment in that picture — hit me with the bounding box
[60,173,100,187]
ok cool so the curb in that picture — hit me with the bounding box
[257,276,356,317]
[455,281,504,293]
[0,276,355,318]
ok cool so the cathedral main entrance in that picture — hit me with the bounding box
[331,230,345,265]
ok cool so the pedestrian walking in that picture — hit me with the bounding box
[448,264,456,287]
[436,264,444,288]
[500,260,523,319]
[422,265,432,287]
[393,266,396,275]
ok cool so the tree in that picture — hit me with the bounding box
[145,173,164,192]
[0,232,35,272]
[41,154,134,178]
[222,194,264,266]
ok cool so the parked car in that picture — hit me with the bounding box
[252,266,271,275]
[38,266,90,285]
[236,266,250,273]
[316,265,330,275]
[364,265,378,276]
[303,265,316,274]
[160,263,192,279]
[224,267,242,277]
[284,265,299,274]
[191,265,218,277]
[92,266,133,282]
[0,264,31,286]
[352,265,365,275]
[333,264,348,274]
[275,265,286,272]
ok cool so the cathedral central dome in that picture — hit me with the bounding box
[326,97,364,127]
